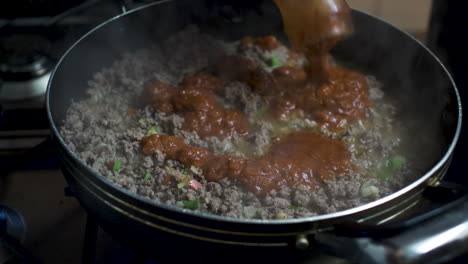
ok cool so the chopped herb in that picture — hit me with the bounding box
[177,181,187,189]
[181,200,200,210]
[147,126,160,135]
[144,171,152,180]
[377,169,392,181]
[377,155,406,181]
[290,205,298,211]
[270,56,280,68]
[212,196,220,200]
[113,160,122,171]
[391,155,406,170]
[181,169,188,175]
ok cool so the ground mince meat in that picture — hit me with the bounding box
[61,27,415,219]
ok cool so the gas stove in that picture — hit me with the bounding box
[0,0,135,154]
[0,1,180,263]
[1,0,468,263]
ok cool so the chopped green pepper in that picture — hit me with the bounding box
[377,169,392,181]
[391,155,406,170]
[181,200,200,210]
[147,126,160,135]
[113,160,122,171]
[144,171,152,180]
[270,56,280,68]
[377,155,406,181]
[290,205,298,212]
[177,181,187,189]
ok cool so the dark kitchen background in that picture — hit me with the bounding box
[1,0,467,263]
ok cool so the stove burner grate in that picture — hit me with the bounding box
[0,34,54,81]
[0,34,54,100]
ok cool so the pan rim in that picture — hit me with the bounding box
[46,0,463,226]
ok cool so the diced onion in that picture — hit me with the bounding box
[360,182,380,199]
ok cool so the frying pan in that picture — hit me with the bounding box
[46,0,464,263]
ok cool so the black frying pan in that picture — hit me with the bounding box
[46,0,464,263]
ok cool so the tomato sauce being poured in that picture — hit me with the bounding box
[214,0,370,130]
[273,0,353,81]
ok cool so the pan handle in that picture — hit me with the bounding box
[313,182,468,264]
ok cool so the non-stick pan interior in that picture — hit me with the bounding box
[47,0,460,213]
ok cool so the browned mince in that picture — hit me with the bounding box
[60,27,416,219]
